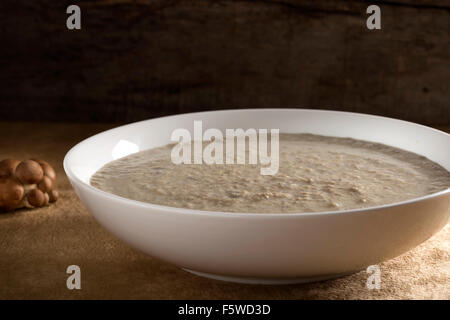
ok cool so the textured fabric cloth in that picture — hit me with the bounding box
[0,122,449,299]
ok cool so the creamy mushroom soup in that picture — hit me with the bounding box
[91,134,450,213]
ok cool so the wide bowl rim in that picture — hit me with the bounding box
[63,108,450,218]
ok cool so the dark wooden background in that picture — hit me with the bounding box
[1,0,449,124]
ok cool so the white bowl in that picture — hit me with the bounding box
[64,109,450,284]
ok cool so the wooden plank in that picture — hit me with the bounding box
[1,0,449,124]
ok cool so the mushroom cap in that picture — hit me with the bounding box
[15,160,44,185]
[49,190,59,203]
[41,163,56,181]
[0,159,20,178]
[38,176,53,193]
[43,193,50,206]
[27,189,45,207]
[0,178,25,211]
[32,159,56,181]
[32,159,50,166]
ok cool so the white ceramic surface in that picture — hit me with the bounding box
[64,109,450,284]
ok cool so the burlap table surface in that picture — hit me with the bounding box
[0,122,448,300]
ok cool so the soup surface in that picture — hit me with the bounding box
[91,134,450,213]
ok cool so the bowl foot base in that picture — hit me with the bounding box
[182,268,354,285]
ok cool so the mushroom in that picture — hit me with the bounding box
[0,159,20,178]
[0,158,59,212]
[15,160,44,185]
[33,159,56,181]
[27,189,45,207]
[38,176,53,193]
[43,192,50,206]
[0,178,24,211]
[49,190,59,203]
